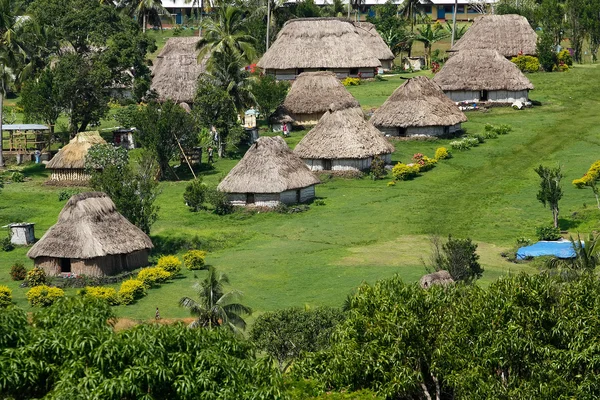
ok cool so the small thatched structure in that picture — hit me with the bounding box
[370,76,467,137]
[257,18,381,80]
[46,131,106,183]
[451,15,537,58]
[274,71,360,126]
[151,37,207,104]
[294,106,395,172]
[218,136,320,207]
[353,22,395,71]
[27,192,153,277]
[433,49,534,104]
[420,270,455,289]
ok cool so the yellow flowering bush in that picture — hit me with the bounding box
[341,77,360,86]
[183,250,207,270]
[156,255,182,276]
[26,267,47,286]
[82,286,120,306]
[118,279,147,305]
[0,285,12,308]
[27,285,65,307]
[435,147,451,160]
[391,163,420,181]
[137,267,171,288]
[573,161,600,188]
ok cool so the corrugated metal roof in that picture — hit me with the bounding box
[2,124,49,131]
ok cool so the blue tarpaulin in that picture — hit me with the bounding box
[516,240,579,260]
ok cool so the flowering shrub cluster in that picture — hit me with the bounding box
[81,286,120,306]
[0,285,12,308]
[137,267,171,288]
[412,153,437,172]
[118,279,147,305]
[341,77,360,87]
[183,250,207,270]
[26,267,47,287]
[27,285,65,307]
[391,163,420,181]
[157,255,182,276]
[435,147,451,160]
[511,55,540,73]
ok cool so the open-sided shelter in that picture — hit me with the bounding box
[450,14,537,58]
[150,36,207,104]
[46,131,106,183]
[432,49,534,103]
[294,106,395,171]
[353,22,395,71]
[273,71,360,127]
[27,192,153,277]
[257,18,381,80]
[370,76,467,137]
[217,136,320,207]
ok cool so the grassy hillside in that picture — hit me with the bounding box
[2,65,600,322]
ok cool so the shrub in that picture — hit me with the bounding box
[412,153,437,172]
[2,237,14,252]
[495,124,512,135]
[511,55,540,73]
[537,32,558,72]
[391,163,419,181]
[536,225,561,241]
[10,262,27,281]
[0,285,12,308]
[434,147,451,160]
[387,181,396,187]
[118,279,147,305]
[11,172,24,183]
[554,62,569,72]
[341,77,360,86]
[81,286,120,306]
[450,137,479,150]
[313,199,325,206]
[557,49,573,66]
[58,189,80,201]
[184,179,208,212]
[156,255,182,276]
[27,285,65,307]
[27,267,47,286]
[137,267,171,288]
[369,155,386,180]
[183,249,207,270]
[468,134,486,144]
[207,188,234,215]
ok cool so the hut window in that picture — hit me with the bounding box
[349,68,359,76]
[246,193,255,204]
[444,5,453,12]
[323,159,332,170]
[457,5,465,13]
[60,258,71,273]
[481,90,489,101]
[398,127,407,136]
[423,5,432,13]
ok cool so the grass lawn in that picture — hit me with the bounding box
[2,65,600,323]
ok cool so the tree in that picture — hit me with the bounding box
[294,0,321,17]
[495,0,539,26]
[19,68,62,134]
[537,0,565,47]
[208,50,255,116]
[429,235,483,282]
[565,0,586,62]
[545,233,600,272]
[572,160,600,209]
[183,178,208,212]
[251,307,346,372]
[535,164,563,228]
[179,266,252,332]
[414,23,449,69]
[250,75,289,127]
[121,0,171,33]
[537,31,558,71]
[367,0,410,56]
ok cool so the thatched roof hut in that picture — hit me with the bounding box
[151,37,207,104]
[370,76,467,137]
[432,49,534,104]
[27,192,153,277]
[451,14,537,57]
[419,270,455,289]
[294,106,395,172]
[46,131,106,184]
[218,136,320,207]
[275,71,360,126]
[257,18,381,80]
[353,22,395,70]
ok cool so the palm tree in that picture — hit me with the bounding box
[197,5,257,66]
[546,233,600,272]
[414,23,449,69]
[179,266,252,332]
[124,0,171,33]
[206,50,255,115]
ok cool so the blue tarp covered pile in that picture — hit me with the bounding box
[516,240,579,260]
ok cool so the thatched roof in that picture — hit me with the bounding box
[370,76,467,128]
[451,14,537,57]
[46,131,106,170]
[27,192,153,260]
[294,106,395,159]
[282,71,360,115]
[257,18,381,70]
[353,22,394,62]
[432,49,534,92]
[419,270,454,289]
[151,37,207,104]
[217,136,320,193]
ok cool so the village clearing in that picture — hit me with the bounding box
[2,66,600,321]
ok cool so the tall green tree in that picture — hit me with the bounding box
[121,0,171,33]
[250,74,289,127]
[565,0,586,62]
[535,164,563,228]
[179,266,252,332]
[19,68,62,134]
[414,23,449,68]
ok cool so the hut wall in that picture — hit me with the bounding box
[227,193,248,206]
[378,127,399,136]
[445,91,480,103]
[333,68,351,79]
[293,113,323,126]
[34,257,61,276]
[406,126,447,137]
[254,193,280,207]
[380,60,394,71]
[280,185,316,204]
[488,90,529,103]
[50,168,90,182]
[72,255,124,277]
[357,68,375,78]
[126,249,150,270]
[271,69,296,80]
[450,123,462,133]
[305,155,391,172]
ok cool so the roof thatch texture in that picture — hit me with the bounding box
[294,106,395,159]
[353,22,394,62]
[432,49,534,91]
[151,37,207,104]
[217,136,320,193]
[370,76,467,128]
[419,270,455,289]
[27,192,153,260]
[451,14,537,57]
[46,131,106,170]
[257,18,381,70]
[282,71,360,115]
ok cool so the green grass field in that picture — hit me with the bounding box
[2,65,600,323]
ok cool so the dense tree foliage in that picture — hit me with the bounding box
[535,164,563,228]
[250,75,290,126]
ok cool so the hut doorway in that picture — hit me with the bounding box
[398,127,407,136]
[246,193,255,204]
[60,258,71,273]
[481,90,489,101]
[322,159,332,170]
[296,189,301,203]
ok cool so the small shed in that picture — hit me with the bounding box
[217,136,320,207]
[46,131,106,184]
[370,76,467,137]
[27,192,153,277]
[7,223,35,245]
[113,128,136,150]
[293,106,395,172]
[420,270,454,289]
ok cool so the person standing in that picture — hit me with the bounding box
[208,146,214,164]
[155,307,161,320]
[282,124,289,137]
